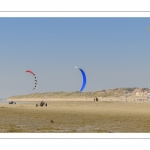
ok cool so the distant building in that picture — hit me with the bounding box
[132,88,150,97]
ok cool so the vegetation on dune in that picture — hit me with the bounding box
[7,88,137,99]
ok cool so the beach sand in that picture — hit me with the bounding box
[1,100,150,132]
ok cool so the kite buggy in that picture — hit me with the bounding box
[9,101,16,104]
[36,101,47,107]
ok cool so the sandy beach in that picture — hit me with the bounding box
[0,100,150,133]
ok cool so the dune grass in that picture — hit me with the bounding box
[7,88,136,100]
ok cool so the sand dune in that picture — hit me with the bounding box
[7,88,148,102]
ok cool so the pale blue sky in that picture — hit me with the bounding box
[0,18,150,98]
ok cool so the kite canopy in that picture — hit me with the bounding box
[26,70,35,75]
[75,66,86,92]
[26,70,37,90]
[148,27,150,30]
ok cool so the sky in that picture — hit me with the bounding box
[0,18,150,98]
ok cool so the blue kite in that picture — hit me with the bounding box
[75,66,86,92]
